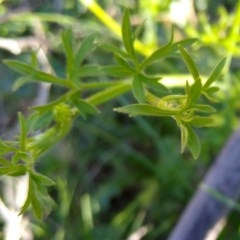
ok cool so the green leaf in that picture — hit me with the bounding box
[0,165,27,176]
[114,54,136,74]
[62,28,74,74]
[204,86,220,93]
[19,174,54,219]
[74,34,96,65]
[191,104,216,113]
[101,66,132,77]
[179,45,201,83]
[19,176,32,215]
[132,75,145,102]
[185,80,202,106]
[12,151,31,164]
[203,58,226,88]
[188,116,221,127]
[30,171,55,186]
[186,125,201,159]
[72,99,99,119]
[33,186,54,218]
[4,60,73,88]
[87,83,131,106]
[18,112,27,151]
[77,65,101,77]
[27,111,53,132]
[31,189,43,219]
[180,124,188,153]
[0,139,17,155]
[202,91,219,102]
[140,38,197,69]
[100,43,129,59]
[114,104,179,117]
[122,9,136,59]
[13,76,33,91]
[0,158,11,166]
[62,28,75,81]
[137,73,169,93]
[133,19,146,40]
[32,90,79,112]
[30,51,38,68]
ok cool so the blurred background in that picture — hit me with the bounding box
[0,0,240,239]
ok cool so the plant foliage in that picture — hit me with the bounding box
[0,8,225,220]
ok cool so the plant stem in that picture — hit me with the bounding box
[87,82,131,105]
[80,80,130,89]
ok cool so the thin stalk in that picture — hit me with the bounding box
[80,80,130,89]
[87,82,131,105]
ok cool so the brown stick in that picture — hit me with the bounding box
[168,130,240,240]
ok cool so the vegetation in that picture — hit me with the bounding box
[0,0,239,239]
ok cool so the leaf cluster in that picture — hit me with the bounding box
[1,30,102,218]
[110,10,226,159]
[0,8,226,220]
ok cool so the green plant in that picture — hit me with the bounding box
[0,5,225,226]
